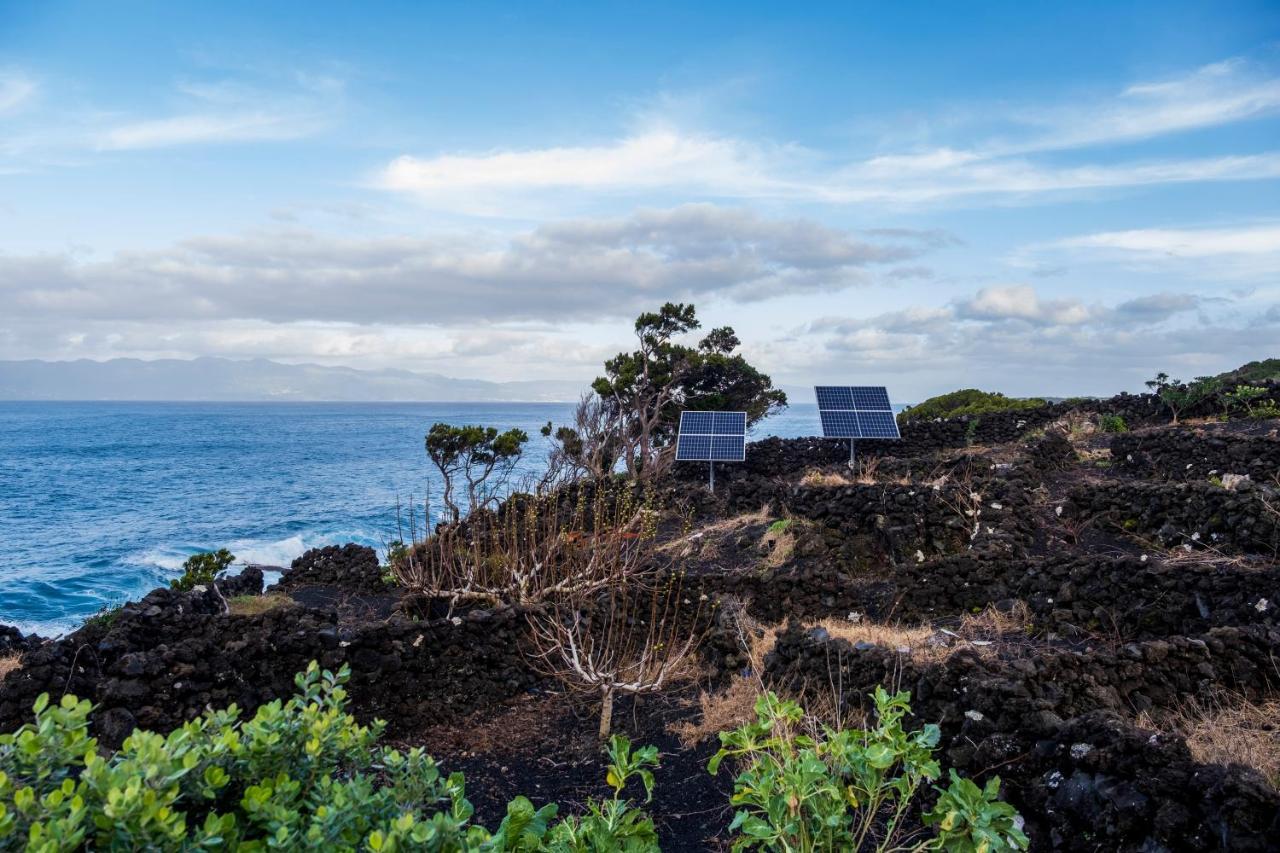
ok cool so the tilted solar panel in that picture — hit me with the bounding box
[676,409,747,461]
[814,385,901,440]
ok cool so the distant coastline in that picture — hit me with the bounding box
[0,357,587,403]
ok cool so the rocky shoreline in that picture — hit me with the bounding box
[2,389,1278,850]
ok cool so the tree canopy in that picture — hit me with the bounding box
[584,303,786,476]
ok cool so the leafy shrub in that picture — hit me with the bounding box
[170,548,235,591]
[1098,414,1128,433]
[899,390,1045,426]
[0,662,659,851]
[709,689,1027,852]
[1225,385,1280,420]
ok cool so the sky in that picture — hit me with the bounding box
[1,1,1279,400]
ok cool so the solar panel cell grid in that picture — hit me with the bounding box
[680,411,715,434]
[710,435,745,461]
[815,385,900,439]
[856,411,899,438]
[712,411,746,434]
[815,386,853,409]
[850,386,892,410]
[676,434,712,460]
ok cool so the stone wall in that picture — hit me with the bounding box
[1112,430,1280,483]
[1066,481,1280,555]
[0,582,535,746]
[764,623,1280,851]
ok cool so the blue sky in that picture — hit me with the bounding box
[1,1,1278,398]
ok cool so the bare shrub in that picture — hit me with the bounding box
[0,653,21,681]
[541,393,623,486]
[394,483,659,609]
[530,579,708,740]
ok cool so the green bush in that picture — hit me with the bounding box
[1098,414,1128,433]
[899,390,1045,426]
[0,663,658,851]
[171,549,236,592]
[709,689,1027,852]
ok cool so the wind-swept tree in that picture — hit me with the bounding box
[425,423,528,521]
[549,303,786,479]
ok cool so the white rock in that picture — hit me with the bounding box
[1256,598,1270,613]
[964,710,985,721]
[1070,743,1093,759]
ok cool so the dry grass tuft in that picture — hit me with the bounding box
[1140,696,1280,788]
[658,505,771,561]
[227,592,295,617]
[671,605,780,746]
[671,676,763,747]
[958,600,1033,640]
[758,519,800,569]
[818,617,936,655]
[0,653,22,681]
[799,468,852,488]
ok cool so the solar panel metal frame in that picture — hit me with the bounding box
[676,410,747,461]
[814,385,901,440]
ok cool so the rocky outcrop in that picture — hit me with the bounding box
[765,623,1280,851]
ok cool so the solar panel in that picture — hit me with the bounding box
[814,385,901,440]
[676,410,747,461]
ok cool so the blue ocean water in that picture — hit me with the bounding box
[0,401,822,635]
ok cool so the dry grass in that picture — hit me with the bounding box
[799,468,852,488]
[657,505,771,561]
[758,519,800,569]
[958,600,1034,639]
[227,592,295,617]
[0,653,22,680]
[671,603,1037,746]
[671,605,780,746]
[671,676,763,746]
[1140,696,1280,788]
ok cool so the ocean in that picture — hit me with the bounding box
[0,401,823,635]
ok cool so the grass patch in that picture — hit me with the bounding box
[1140,696,1280,789]
[227,592,295,616]
[799,468,852,488]
[0,653,21,681]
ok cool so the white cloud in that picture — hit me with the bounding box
[783,284,1272,397]
[378,56,1280,209]
[1056,224,1280,257]
[99,111,325,150]
[0,72,37,114]
[380,129,795,199]
[1011,58,1280,152]
[955,284,1096,326]
[1021,223,1280,283]
[0,204,943,326]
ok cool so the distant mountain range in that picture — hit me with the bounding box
[0,358,588,402]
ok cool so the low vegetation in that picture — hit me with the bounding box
[226,592,294,617]
[709,690,1028,851]
[170,548,236,592]
[0,663,1022,852]
[1140,696,1280,790]
[898,389,1045,425]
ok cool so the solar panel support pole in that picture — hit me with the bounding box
[709,460,715,493]
[848,438,857,468]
